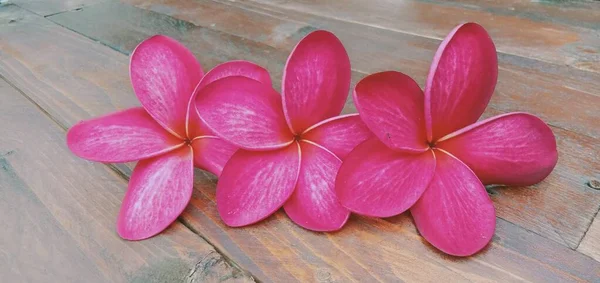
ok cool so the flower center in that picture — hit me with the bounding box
[184,138,192,146]
[293,134,302,142]
[427,141,436,149]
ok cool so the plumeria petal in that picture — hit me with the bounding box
[336,138,436,217]
[197,60,272,89]
[196,76,294,150]
[67,107,183,163]
[425,23,498,141]
[282,30,351,134]
[187,61,272,138]
[191,136,238,177]
[354,71,429,152]
[284,141,349,231]
[130,35,203,138]
[117,146,194,240]
[302,114,373,159]
[217,143,301,227]
[411,149,496,256]
[436,113,557,186]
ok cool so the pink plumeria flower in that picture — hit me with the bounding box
[336,23,558,256]
[195,31,372,231]
[67,35,272,240]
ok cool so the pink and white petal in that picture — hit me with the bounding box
[187,61,272,138]
[436,112,557,186]
[191,136,238,177]
[354,71,429,152]
[195,76,294,150]
[425,23,498,142]
[302,114,373,159]
[282,30,351,134]
[67,107,183,163]
[130,35,203,138]
[217,143,301,227]
[117,146,194,240]
[411,150,496,256]
[336,138,436,217]
[284,141,349,231]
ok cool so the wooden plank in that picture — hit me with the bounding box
[123,0,600,140]
[9,0,105,16]
[2,4,599,282]
[0,78,254,282]
[101,0,600,248]
[579,210,600,262]
[226,0,600,73]
[3,3,600,282]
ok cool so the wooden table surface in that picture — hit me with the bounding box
[1,0,599,282]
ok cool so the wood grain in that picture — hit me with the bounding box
[85,0,600,248]
[579,210,600,262]
[0,78,254,282]
[226,0,600,73]
[9,0,105,16]
[2,3,599,282]
[123,0,600,140]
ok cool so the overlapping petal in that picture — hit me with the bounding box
[188,61,272,138]
[117,146,194,240]
[130,35,203,138]
[196,76,294,150]
[302,114,373,159]
[67,107,183,163]
[191,137,238,177]
[217,143,301,227]
[425,23,498,141]
[354,71,428,152]
[284,141,349,231]
[411,150,496,256]
[282,30,351,134]
[437,113,557,186]
[336,138,436,217]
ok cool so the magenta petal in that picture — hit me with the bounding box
[217,143,301,226]
[130,35,203,138]
[425,23,498,141]
[197,60,271,89]
[117,146,194,240]
[302,114,373,159]
[354,71,429,152]
[191,137,238,177]
[284,141,349,231]
[336,138,436,217]
[411,150,496,256]
[187,61,272,138]
[67,107,183,163]
[282,30,351,134]
[196,76,294,150]
[437,113,558,186]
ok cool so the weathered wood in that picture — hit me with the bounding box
[123,0,600,139]
[2,3,599,282]
[0,78,254,282]
[225,0,600,73]
[579,210,600,262]
[84,0,600,248]
[9,0,104,16]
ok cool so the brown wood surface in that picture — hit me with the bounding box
[52,0,600,249]
[225,0,600,73]
[580,211,600,262]
[0,76,254,282]
[1,1,599,282]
